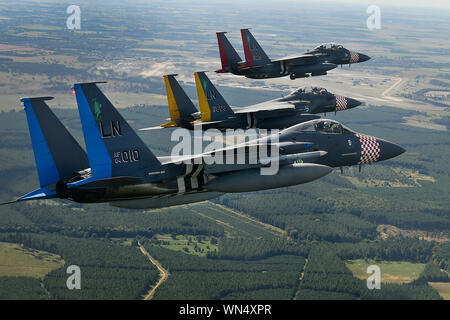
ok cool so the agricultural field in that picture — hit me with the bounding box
[346,259,425,284]
[0,242,64,278]
[151,234,218,257]
[428,282,450,300]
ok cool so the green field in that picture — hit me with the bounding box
[187,202,281,238]
[428,282,450,300]
[346,259,426,284]
[153,234,218,257]
[0,242,64,279]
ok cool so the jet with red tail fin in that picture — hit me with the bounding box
[216,29,370,80]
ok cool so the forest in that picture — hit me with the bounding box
[0,103,448,300]
[141,241,306,300]
[0,233,160,300]
[296,244,442,300]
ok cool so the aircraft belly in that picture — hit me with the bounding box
[109,191,223,209]
[243,64,284,79]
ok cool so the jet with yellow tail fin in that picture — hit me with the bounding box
[140,74,200,131]
[140,72,361,131]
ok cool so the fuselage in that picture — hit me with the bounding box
[60,120,403,209]
[308,44,371,66]
[178,87,361,131]
[232,61,336,80]
[229,44,370,80]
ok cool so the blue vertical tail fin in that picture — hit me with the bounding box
[21,96,90,187]
[1,97,90,204]
[73,82,164,179]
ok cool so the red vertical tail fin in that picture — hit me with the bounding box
[215,32,243,73]
[240,29,270,67]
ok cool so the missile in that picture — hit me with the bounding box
[259,150,327,164]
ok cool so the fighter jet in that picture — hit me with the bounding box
[205,118,405,191]
[141,72,361,131]
[215,29,370,80]
[0,83,403,209]
[275,119,405,174]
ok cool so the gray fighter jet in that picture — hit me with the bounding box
[215,29,370,80]
[142,72,361,131]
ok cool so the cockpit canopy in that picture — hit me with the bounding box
[315,43,344,50]
[314,120,353,134]
[292,86,329,95]
[292,119,354,134]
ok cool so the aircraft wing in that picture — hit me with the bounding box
[272,54,319,66]
[237,64,267,71]
[161,136,326,166]
[234,101,309,114]
[192,119,228,126]
[161,143,262,165]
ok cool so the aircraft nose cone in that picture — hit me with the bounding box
[334,95,361,111]
[358,53,371,62]
[378,139,405,161]
[346,98,362,109]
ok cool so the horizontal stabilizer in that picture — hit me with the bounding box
[0,187,57,206]
[76,176,143,188]
[22,96,54,102]
[160,121,180,128]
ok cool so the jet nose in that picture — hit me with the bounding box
[377,139,405,161]
[358,53,371,62]
[346,98,362,109]
[349,51,371,64]
[334,95,361,111]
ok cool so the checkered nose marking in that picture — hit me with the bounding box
[349,51,359,64]
[335,95,347,111]
[356,134,380,164]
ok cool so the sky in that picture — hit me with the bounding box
[286,0,450,10]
